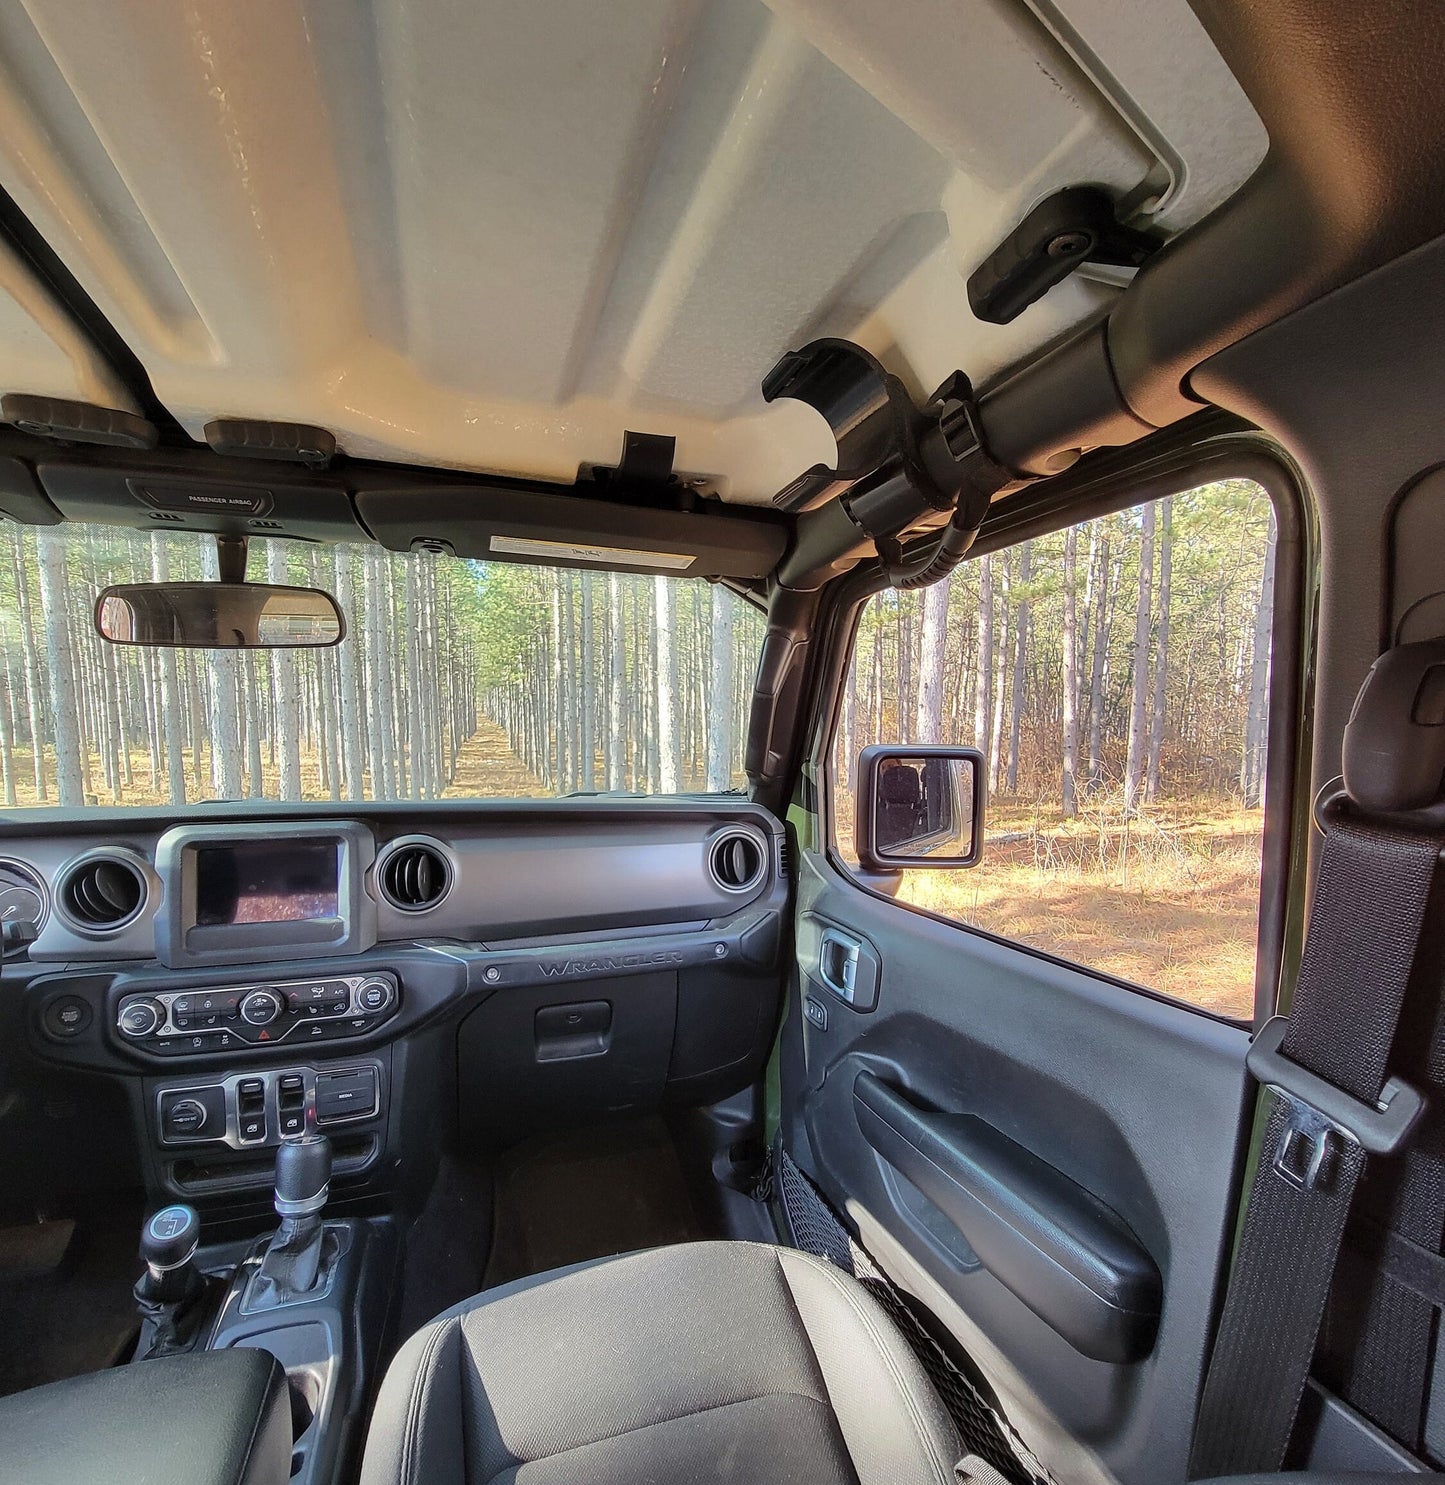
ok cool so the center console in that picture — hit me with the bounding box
[130,1138,400,1485]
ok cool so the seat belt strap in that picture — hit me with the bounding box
[1188,810,1437,1478]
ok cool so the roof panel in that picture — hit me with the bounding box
[0,0,1264,499]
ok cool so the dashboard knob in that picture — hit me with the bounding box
[117,997,164,1038]
[163,1098,209,1137]
[240,989,284,1027]
[356,977,394,1014]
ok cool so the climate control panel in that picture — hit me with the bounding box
[116,973,399,1056]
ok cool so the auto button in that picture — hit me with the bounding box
[240,989,284,1027]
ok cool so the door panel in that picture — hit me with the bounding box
[781,851,1252,1485]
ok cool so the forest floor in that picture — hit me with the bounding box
[443,719,545,797]
[896,794,1264,1020]
[2,719,544,808]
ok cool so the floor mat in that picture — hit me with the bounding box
[482,1118,708,1289]
[0,1217,142,1397]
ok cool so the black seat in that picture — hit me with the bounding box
[360,1240,961,1485]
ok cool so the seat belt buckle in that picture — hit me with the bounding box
[1246,1016,1425,1191]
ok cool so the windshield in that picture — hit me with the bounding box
[0,527,765,809]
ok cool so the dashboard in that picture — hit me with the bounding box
[0,799,786,1208]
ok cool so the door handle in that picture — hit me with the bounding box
[818,928,861,1003]
[800,917,880,1011]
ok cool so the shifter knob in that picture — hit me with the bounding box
[141,1203,200,1275]
[274,1133,332,1220]
[138,1203,202,1308]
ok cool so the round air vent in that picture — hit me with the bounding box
[707,828,768,895]
[376,838,453,912]
[57,852,146,931]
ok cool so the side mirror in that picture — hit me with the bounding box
[96,582,344,650]
[856,744,986,871]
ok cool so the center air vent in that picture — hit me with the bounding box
[376,839,453,912]
[708,828,768,895]
[57,853,146,930]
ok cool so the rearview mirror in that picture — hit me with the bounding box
[856,745,985,871]
[95,583,345,649]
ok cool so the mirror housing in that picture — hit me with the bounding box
[95,582,344,649]
[856,744,985,871]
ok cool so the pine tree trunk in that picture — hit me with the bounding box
[974,555,994,763]
[1061,526,1080,816]
[655,577,679,791]
[579,571,596,790]
[915,579,949,744]
[1005,541,1032,794]
[151,534,187,804]
[843,627,858,790]
[36,528,84,805]
[706,585,736,790]
[989,557,1011,791]
[368,549,399,796]
[607,572,626,789]
[1145,496,1172,802]
[198,539,244,800]
[1241,508,1277,806]
[1086,539,1115,790]
[13,532,48,800]
[244,658,265,797]
[0,645,15,806]
[1123,505,1156,812]
[265,541,303,799]
[185,652,207,795]
[334,549,365,798]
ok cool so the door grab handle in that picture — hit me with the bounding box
[852,1070,1161,1363]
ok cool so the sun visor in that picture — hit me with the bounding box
[0,456,64,524]
[355,486,788,578]
[36,460,365,542]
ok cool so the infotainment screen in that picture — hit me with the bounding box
[194,839,341,927]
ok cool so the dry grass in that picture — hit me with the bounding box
[838,790,1262,1020]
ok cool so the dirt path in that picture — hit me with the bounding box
[444,718,546,799]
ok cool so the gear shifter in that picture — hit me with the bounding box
[134,1203,207,1356]
[251,1133,333,1307]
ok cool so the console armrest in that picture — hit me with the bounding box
[0,1348,292,1485]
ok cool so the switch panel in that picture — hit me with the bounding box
[153,1059,384,1150]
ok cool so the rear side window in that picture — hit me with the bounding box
[828,478,1279,1020]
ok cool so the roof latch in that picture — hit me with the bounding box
[966,185,1162,325]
